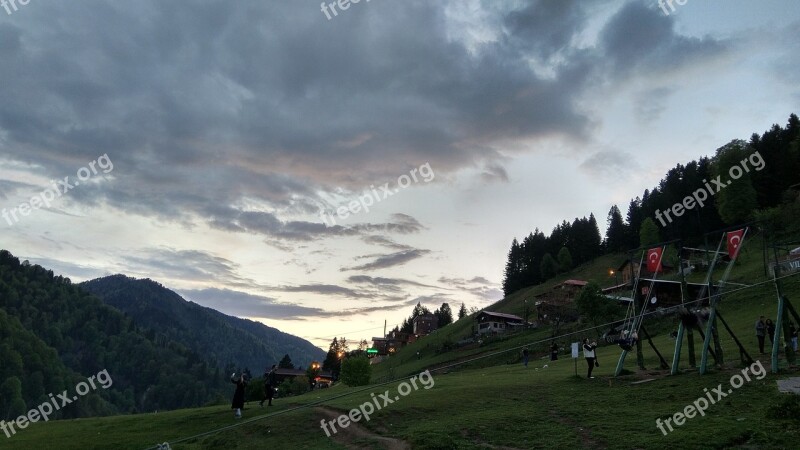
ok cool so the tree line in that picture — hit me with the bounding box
[504,113,800,296]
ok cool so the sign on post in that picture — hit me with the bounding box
[571,342,580,377]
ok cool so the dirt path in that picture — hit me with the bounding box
[314,406,410,450]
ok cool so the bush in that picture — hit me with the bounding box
[340,356,371,386]
[290,376,310,395]
[277,379,292,397]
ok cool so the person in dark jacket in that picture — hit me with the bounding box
[231,373,248,419]
[260,365,277,407]
[766,319,776,344]
[550,342,559,361]
[755,316,766,354]
[583,338,597,379]
[522,347,529,367]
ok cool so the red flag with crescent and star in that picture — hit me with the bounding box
[727,229,745,259]
[646,247,663,273]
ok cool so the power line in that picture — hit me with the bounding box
[305,326,386,342]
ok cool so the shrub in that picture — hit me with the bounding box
[340,356,371,386]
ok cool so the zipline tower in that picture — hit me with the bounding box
[614,240,677,376]
[696,225,755,374]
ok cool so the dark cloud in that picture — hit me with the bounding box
[504,0,593,60]
[120,248,258,288]
[0,179,36,200]
[207,210,424,243]
[480,164,510,183]
[437,275,502,302]
[279,283,372,299]
[0,1,734,241]
[598,2,730,78]
[579,150,639,180]
[181,287,415,320]
[361,235,414,250]
[180,288,329,320]
[634,87,674,122]
[342,249,431,272]
[0,0,614,232]
[347,275,440,290]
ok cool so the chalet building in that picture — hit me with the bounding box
[476,311,524,335]
[413,314,438,336]
[533,279,587,324]
[603,279,716,308]
[616,260,675,285]
[371,330,416,355]
[314,371,335,387]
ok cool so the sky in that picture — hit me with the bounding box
[1,0,798,350]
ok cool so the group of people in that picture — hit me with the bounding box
[520,343,561,368]
[230,365,278,419]
[755,315,799,354]
[520,339,599,379]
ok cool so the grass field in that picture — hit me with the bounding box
[7,233,800,449]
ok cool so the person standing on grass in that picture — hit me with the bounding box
[231,373,248,419]
[756,316,766,354]
[790,323,798,352]
[260,365,277,407]
[522,347,529,367]
[766,319,776,344]
[550,342,559,361]
[583,338,597,379]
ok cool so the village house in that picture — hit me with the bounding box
[413,314,438,336]
[533,279,587,325]
[476,311,525,335]
[371,329,417,356]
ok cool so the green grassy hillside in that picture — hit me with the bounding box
[7,233,800,449]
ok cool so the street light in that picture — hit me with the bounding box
[609,269,619,286]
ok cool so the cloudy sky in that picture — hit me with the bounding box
[1,0,798,349]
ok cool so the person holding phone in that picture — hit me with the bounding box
[582,338,597,379]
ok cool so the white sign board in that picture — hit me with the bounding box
[571,342,580,359]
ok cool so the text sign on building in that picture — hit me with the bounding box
[771,258,800,277]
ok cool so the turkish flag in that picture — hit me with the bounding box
[727,229,745,259]
[646,247,663,273]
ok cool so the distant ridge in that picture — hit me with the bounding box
[80,275,325,372]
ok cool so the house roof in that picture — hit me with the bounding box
[602,283,630,293]
[275,368,307,376]
[478,311,524,321]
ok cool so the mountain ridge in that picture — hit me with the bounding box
[80,274,325,372]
